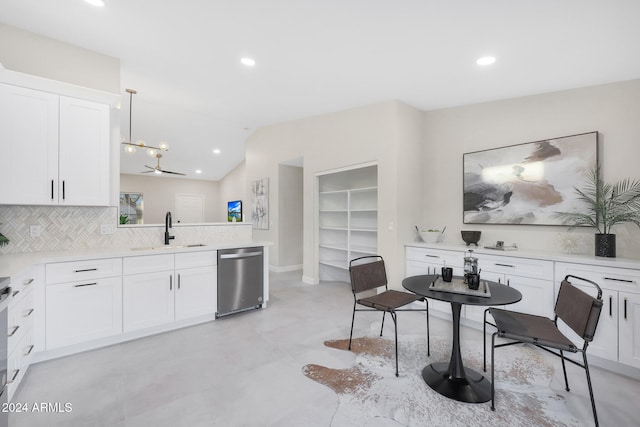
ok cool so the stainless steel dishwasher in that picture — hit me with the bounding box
[216,246,264,318]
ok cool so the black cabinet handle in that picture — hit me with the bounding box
[74,283,97,288]
[609,296,613,316]
[178,274,181,290]
[495,263,515,268]
[624,298,628,320]
[8,326,19,337]
[62,180,66,200]
[604,277,634,284]
[51,180,54,199]
[170,275,173,291]
[74,268,97,273]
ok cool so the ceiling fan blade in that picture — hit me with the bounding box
[161,169,186,176]
[143,164,154,170]
[141,170,154,173]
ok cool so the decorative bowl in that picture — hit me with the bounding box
[419,230,441,243]
[461,230,481,246]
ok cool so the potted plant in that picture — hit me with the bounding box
[557,166,640,257]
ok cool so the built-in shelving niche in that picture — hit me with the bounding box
[318,164,378,282]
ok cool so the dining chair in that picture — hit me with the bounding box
[348,255,430,377]
[483,275,603,426]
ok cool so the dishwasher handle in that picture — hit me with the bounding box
[220,251,263,260]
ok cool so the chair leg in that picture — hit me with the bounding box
[348,303,356,350]
[425,301,430,357]
[582,352,599,427]
[380,311,386,336]
[491,332,497,411]
[560,349,570,392]
[391,311,399,377]
[483,309,488,372]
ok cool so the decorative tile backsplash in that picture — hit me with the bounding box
[0,206,253,254]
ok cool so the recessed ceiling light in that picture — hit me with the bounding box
[213,149,221,155]
[240,57,256,67]
[195,169,202,174]
[85,0,105,7]
[476,56,496,66]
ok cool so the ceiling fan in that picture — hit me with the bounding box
[142,153,186,176]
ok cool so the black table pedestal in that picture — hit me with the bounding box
[421,301,491,403]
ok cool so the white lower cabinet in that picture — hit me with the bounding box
[405,246,465,314]
[123,271,174,332]
[123,251,217,332]
[7,265,40,401]
[556,262,640,369]
[405,246,554,323]
[45,276,122,349]
[619,292,640,368]
[175,266,217,320]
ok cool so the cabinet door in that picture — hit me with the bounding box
[506,275,554,318]
[46,277,123,349]
[123,271,174,332]
[619,292,640,369]
[0,84,59,205]
[58,96,110,206]
[175,266,217,320]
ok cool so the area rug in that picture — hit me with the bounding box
[303,335,582,427]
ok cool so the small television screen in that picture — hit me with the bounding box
[228,200,242,222]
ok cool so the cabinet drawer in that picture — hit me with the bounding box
[476,254,553,280]
[405,247,464,267]
[10,266,38,299]
[46,258,122,284]
[8,288,35,352]
[175,251,217,269]
[555,262,640,292]
[123,254,174,275]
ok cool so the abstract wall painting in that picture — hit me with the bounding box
[463,132,598,225]
[251,177,269,229]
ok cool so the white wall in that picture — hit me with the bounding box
[277,164,303,270]
[245,101,424,285]
[0,23,120,93]
[120,174,221,224]
[219,161,246,221]
[422,79,640,258]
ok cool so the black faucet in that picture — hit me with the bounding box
[165,211,175,245]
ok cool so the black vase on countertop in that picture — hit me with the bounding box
[595,233,616,257]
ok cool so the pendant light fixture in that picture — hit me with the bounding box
[121,88,169,156]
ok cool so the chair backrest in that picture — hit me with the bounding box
[555,275,603,342]
[349,256,387,294]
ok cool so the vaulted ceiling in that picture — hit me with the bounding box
[1,1,639,180]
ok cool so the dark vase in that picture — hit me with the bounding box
[595,233,616,257]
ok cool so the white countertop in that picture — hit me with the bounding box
[0,241,271,278]
[406,241,640,270]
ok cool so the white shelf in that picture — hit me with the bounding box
[319,260,348,270]
[318,164,378,282]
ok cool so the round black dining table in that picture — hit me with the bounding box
[402,274,522,403]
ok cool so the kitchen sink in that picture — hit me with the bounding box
[131,243,207,251]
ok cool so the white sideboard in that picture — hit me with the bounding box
[405,243,640,375]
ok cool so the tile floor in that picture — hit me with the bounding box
[10,270,640,426]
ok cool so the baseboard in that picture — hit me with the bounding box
[302,275,317,284]
[269,264,303,273]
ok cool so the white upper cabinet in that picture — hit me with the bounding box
[58,96,110,206]
[0,83,111,206]
[0,84,59,205]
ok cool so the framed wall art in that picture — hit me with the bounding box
[227,200,242,222]
[250,177,269,229]
[463,132,598,225]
